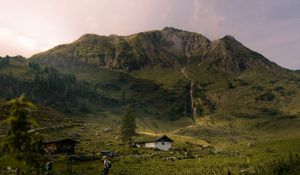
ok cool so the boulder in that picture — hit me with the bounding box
[247,142,256,148]
[264,147,275,153]
[103,128,113,133]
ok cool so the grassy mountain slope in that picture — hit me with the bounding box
[0,56,189,121]
[1,27,300,143]
[0,97,77,136]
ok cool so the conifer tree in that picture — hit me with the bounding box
[120,109,136,145]
[0,95,44,174]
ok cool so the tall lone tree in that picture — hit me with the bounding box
[0,95,44,175]
[120,109,136,145]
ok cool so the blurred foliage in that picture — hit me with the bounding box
[0,95,45,174]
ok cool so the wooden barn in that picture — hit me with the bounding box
[134,135,174,151]
[43,138,79,155]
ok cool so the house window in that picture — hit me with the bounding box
[161,142,165,145]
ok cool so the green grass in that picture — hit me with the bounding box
[130,67,186,88]
[48,137,300,175]
[36,113,300,174]
[1,101,300,174]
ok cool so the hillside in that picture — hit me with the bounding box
[29,27,300,115]
[0,97,79,136]
[0,27,300,141]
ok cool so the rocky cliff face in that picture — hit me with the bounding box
[205,35,277,73]
[31,27,280,74]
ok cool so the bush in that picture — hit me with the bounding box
[255,153,300,175]
[256,91,275,102]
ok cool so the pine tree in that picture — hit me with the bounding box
[120,109,136,145]
[0,95,44,174]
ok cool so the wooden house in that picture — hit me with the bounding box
[134,135,174,151]
[43,138,79,155]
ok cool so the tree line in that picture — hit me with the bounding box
[0,63,116,114]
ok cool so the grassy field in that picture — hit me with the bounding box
[2,98,298,174]
[49,137,300,175]
[35,114,300,175]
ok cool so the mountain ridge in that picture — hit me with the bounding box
[2,27,300,123]
[30,27,286,74]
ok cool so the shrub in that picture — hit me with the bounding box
[256,91,275,102]
[255,153,300,175]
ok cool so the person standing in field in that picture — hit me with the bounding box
[102,155,112,175]
[45,161,52,175]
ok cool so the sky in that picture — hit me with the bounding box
[0,0,299,69]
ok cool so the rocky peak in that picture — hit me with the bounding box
[162,27,183,33]
[30,27,280,74]
[77,33,102,41]
[206,35,276,74]
[221,35,236,41]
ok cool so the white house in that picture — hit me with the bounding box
[134,135,174,151]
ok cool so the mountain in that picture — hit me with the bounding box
[31,27,283,74]
[1,27,300,124]
[1,27,300,145]
[31,27,207,70]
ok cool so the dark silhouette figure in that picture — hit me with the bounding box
[45,161,52,175]
[102,156,112,175]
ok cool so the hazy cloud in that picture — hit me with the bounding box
[0,0,299,69]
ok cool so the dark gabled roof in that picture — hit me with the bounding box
[134,135,174,144]
[155,135,174,142]
[43,138,79,144]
